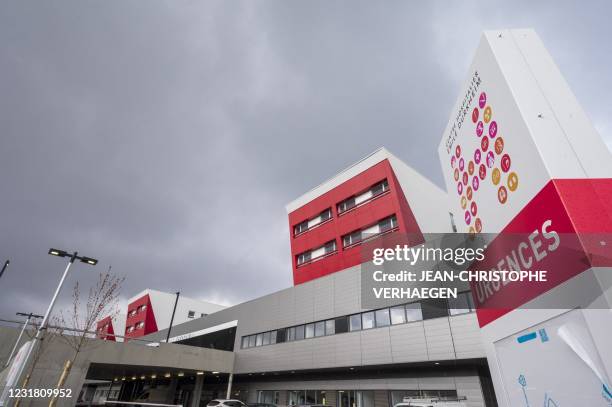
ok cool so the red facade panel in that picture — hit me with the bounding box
[124,294,158,339]
[96,316,116,341]
[288,159,423,284]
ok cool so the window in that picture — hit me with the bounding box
[129,309,137,317]
[406,302,423,322]
[337,179,389,214]
[295,325,305,340]
[315,321,325,337]
[241,336,249,349]
[296,240,337,267]
[270,330,277,344]
[293,208,333,236]
[305,323,315,339]
[349,314,362,331]
[201,313,207,318]
[256,333,263,346]
[342,215,398,248]
[362,311,375,329]
[248,335,256,347]
[390,305,406,325]
[375,308,390,327]
[325,319,335,335]
[136,322,144,329]
[262,331,271,345]
[287,327,295,342]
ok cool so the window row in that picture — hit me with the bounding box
[296,240,337,267]
[292,179,390,238]
[241,330,278,349]
[126,321,145,333]
[342,215,398,249]
[128,304,147,317]
[240,292,476,349]
[294,208,332,236]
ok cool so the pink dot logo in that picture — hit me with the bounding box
[470,201,477,216]
[479,164,487,180]
[462,172,468,186]
[464,210,472,225]
[481,136,489,152]
[451,156,456,169]
[472,108,479,123]
[474,149,481,164]
[486,151,495,168]
[459,158,465,171]
[479,92,487,109]
[457,182,463,195]
[501,154,511,172]
[476,121,484,137]
[472,176,480,191]
[455,145,461,158]
[489,121,498,138]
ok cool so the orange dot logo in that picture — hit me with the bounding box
[498,186,508,204]
[492,168,501,185]
[475,218,482,233]
[495,137,504,155]
[454,168,459,181]
[483,106,492,124]
[466,186,473,200]
[507,172,519,192]
[468,161,474,175]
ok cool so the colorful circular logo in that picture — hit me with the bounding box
[454,168,459,181]
[468,160,474,175]
[475,218,482,233]
[483,106,492,124]
[476,121,484,137]
[507,172,519,192]
[466,186,473,200]
[486,151,495,168]
[481,136,489,152]
[474,149,481,164]
[470,201,477,216]
[472,176,480,191]
[501,154,511,172]
[492,168,501,185]
[457,182,463,195]
[451,155,457,168]
[455,145,461,158]
[494,137,504,155]
[479,164,487,180]
[472,108,479,123]
[462,171,468,185]
[461,196,467,209]
[469,226,476,235]
[489,121,498,138]
[479,92,487,109]
[498,186,508,204]
[459,157,465,171]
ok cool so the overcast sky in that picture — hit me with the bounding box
[1,1,610,322]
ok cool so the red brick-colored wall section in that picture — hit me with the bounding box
[124,294,158,339]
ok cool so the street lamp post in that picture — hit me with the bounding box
[4,312,43,368]
[0,260,10,280]
[9,249,98,404]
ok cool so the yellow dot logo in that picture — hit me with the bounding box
[507,172,519,192]
[492,168,501,185]
[461,196,467,209]
[483,106,492,124]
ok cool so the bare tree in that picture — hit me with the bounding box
[49,268,124,407]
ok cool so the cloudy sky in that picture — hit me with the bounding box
[1,1,610,322]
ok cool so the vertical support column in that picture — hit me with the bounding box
[190,375,204,407]
[225,373,233,399]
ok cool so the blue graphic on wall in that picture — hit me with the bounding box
[518,374,559,407]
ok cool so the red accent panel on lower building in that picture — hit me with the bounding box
[472,178,612,327]
[124,294,158,339]
[289,159,423,285]
[96,316,116,341]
